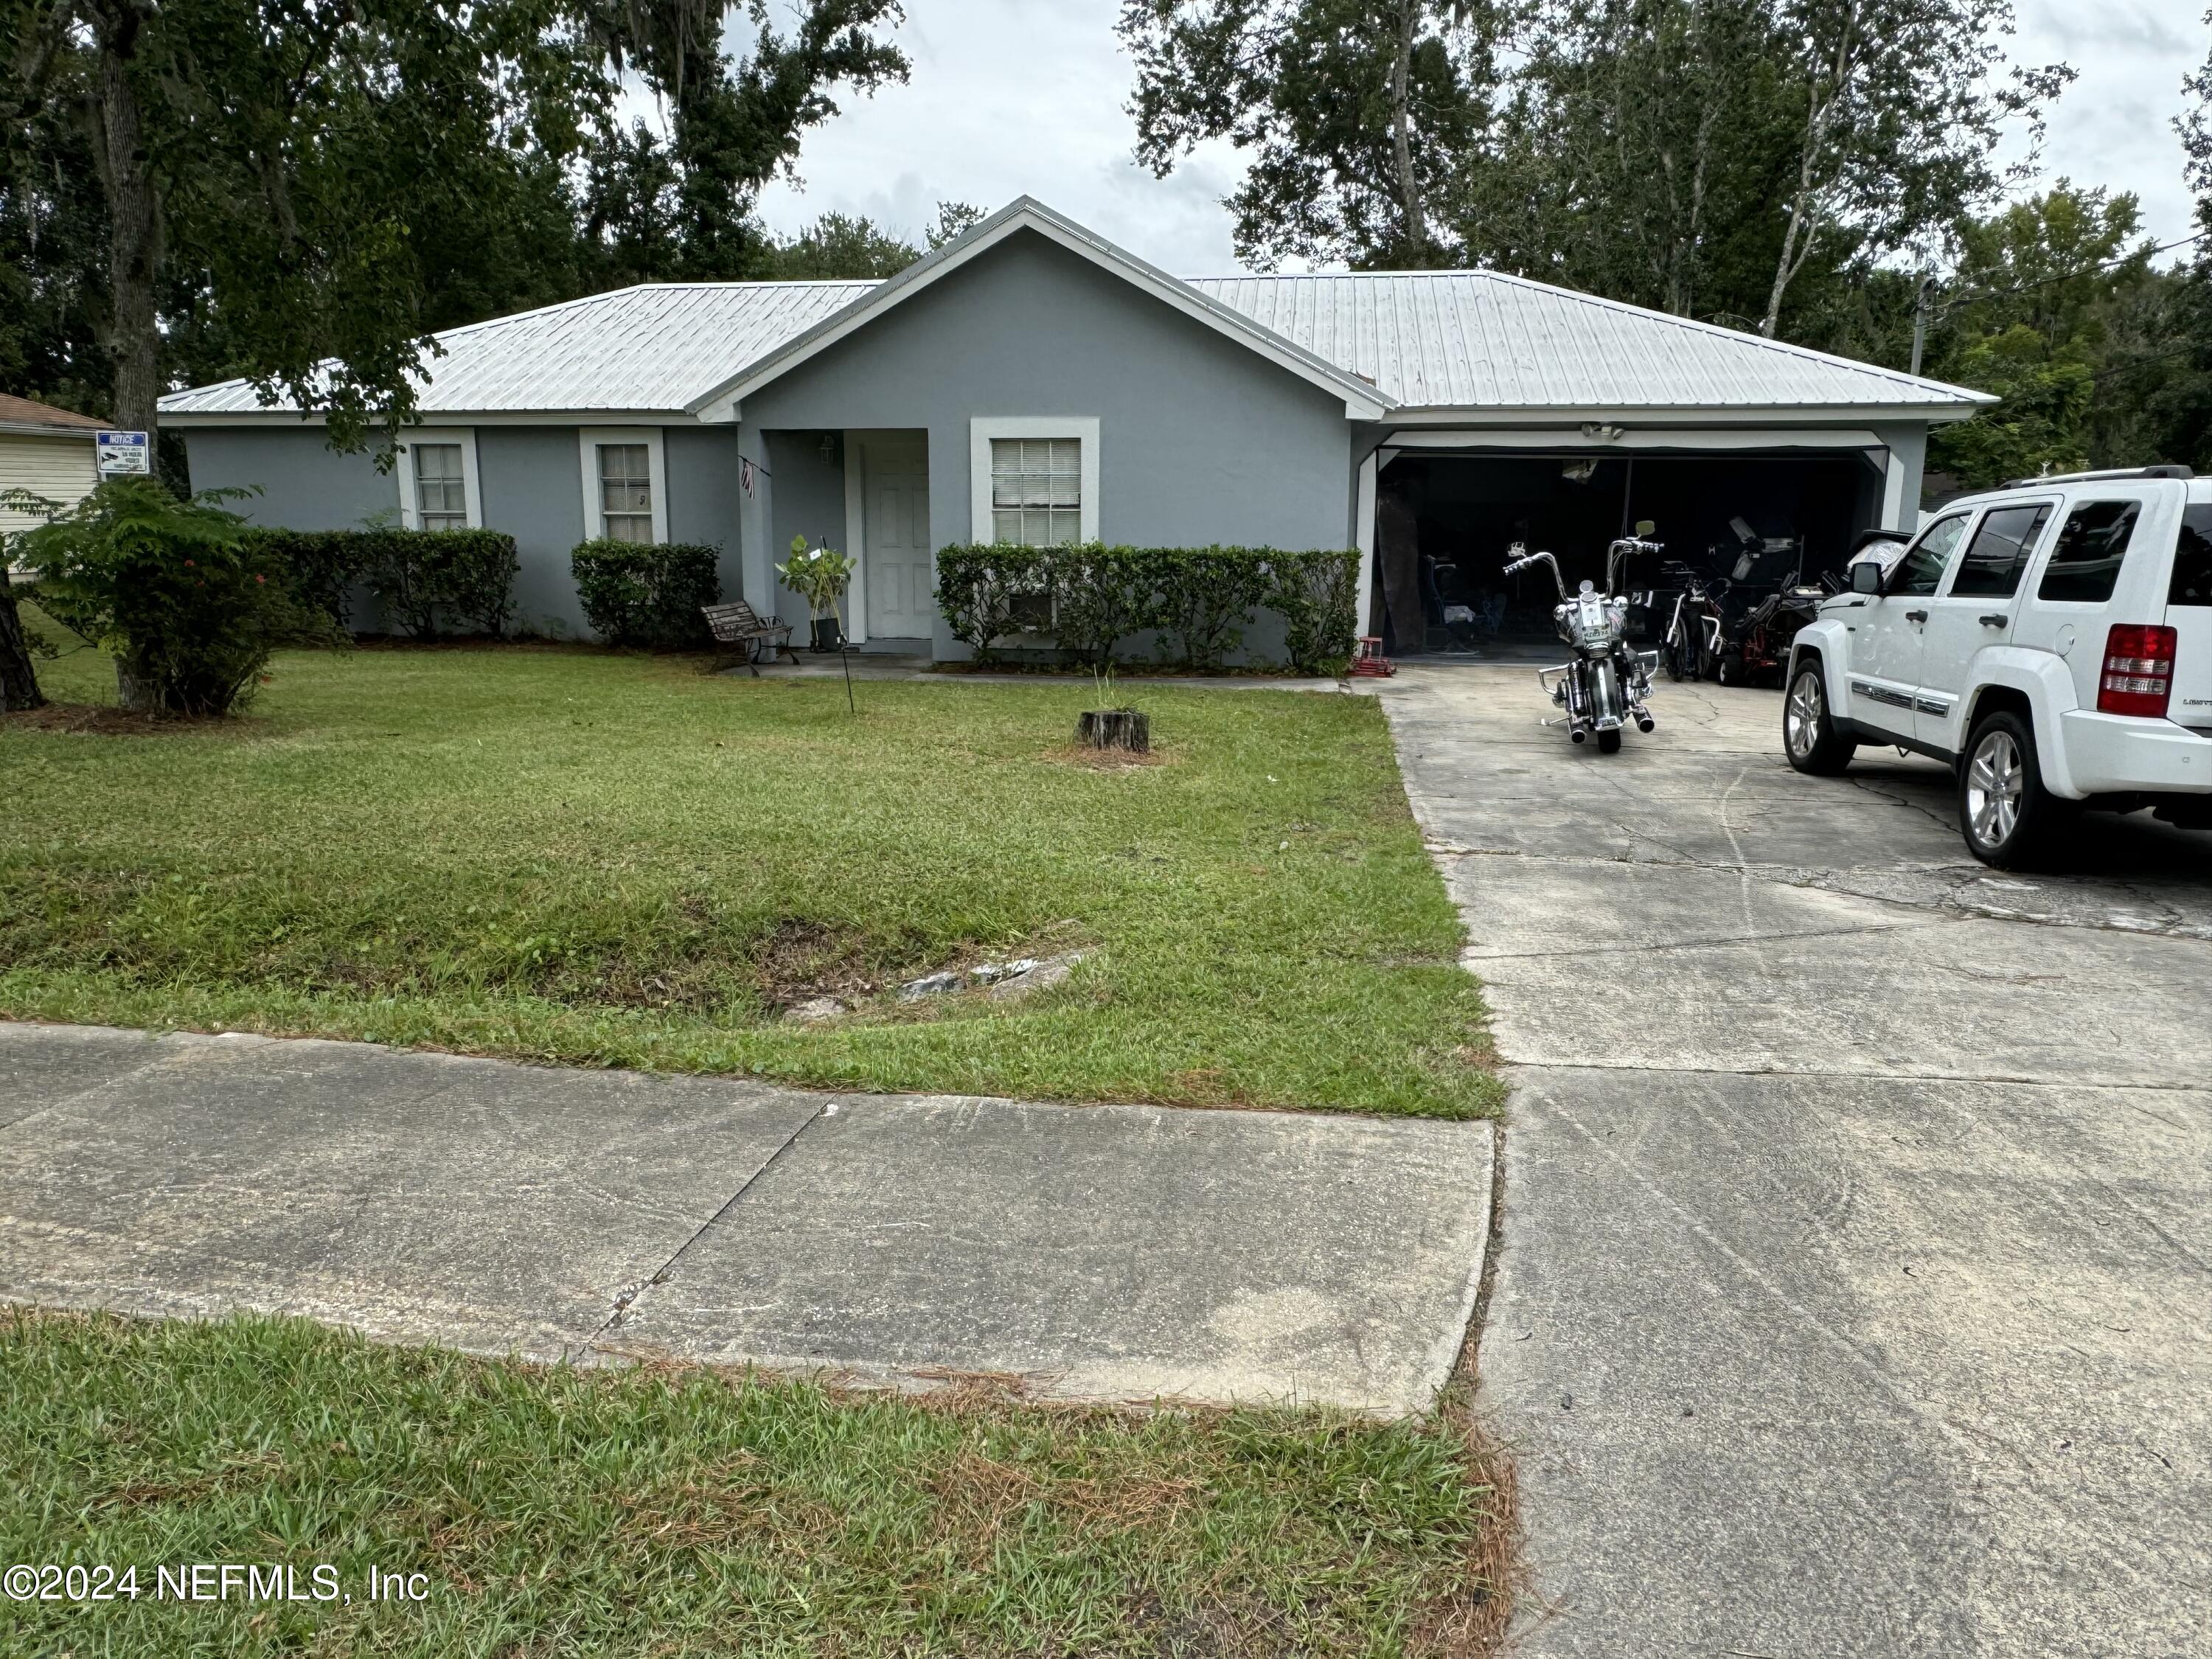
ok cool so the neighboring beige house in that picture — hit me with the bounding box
[0,393,102,537]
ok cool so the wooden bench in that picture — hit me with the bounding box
[700,601,795,675]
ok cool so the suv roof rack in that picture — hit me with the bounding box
[1997,465,2194,488]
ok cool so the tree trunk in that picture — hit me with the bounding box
[1076,709,1150,753]
[116,656,156,712]
[89,1,164,442]
[1759,4,1861,338]
[1388,0,1428,263]
[0,576,47,712]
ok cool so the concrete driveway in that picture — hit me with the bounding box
[1377,665,2211,1659]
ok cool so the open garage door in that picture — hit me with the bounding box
[1371,445,1890,657]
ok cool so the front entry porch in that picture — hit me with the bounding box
[749,428,933,655]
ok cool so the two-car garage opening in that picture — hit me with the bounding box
[1371,445,1894,656]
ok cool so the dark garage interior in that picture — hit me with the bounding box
[1374,448,1891,655]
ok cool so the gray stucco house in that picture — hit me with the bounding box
[161,197,1991,657]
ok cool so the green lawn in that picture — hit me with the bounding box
[1,1310,1510,1657]
[2,625,1498,1116]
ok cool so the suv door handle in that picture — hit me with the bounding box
[1905,609,1928,624]
[1978,613,2008,627]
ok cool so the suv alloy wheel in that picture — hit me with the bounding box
[1959,710,2070,867]
[1783,662,1855,775]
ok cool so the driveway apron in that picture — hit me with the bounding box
[1377,664,2211,1659]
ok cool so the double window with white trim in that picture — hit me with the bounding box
[597,444,654,543]
[412,445,468,529]
[990,439,1082,546]
[579,428,668,544]
[968,417,1099,547]
[395,430,481,531]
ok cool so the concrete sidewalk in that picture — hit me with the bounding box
[0,1021,1492,1413]
[1378,664,2212,1658]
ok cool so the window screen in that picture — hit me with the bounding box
[2037,500,2139,604]
[598,444,653,543]
[2172,505,2212,606]
[990,438,1080,546]
[413,443,467,530]
[1948,504,2049,599]
[1890,515,1966,597]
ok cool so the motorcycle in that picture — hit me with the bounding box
[1657,560,1729,683]
[1719,566,1834,687]
[1502,524,1663,754]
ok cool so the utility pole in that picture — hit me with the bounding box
[1910,272,1937,378]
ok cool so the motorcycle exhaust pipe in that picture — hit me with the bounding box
[1569,726,1588,744]
[1636,714,1655,733]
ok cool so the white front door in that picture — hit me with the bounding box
[863,437,932,639]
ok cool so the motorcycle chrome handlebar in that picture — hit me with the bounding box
[1501,543,1568,601]
[1604,535,1663,598]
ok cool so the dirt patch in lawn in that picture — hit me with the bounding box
[753,917,888,1008]
[1039,742,1169,771]
[1,702,258,737]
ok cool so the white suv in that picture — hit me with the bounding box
[1784,467,2212,867]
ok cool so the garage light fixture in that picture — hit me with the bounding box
[1579,422,1624,442]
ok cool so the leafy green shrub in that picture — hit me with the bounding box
[239,529,373,626]
[1150,545,1269,670]
[1267,550,1360,674]
[935,543,1049,664]
[366,529,518,637]
[571,539,722,648]
[242,526,518,637]
[15,479,340,715]
[931,543,1357,670]
[1049,543,1160,667]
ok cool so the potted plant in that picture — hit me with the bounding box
[776,535,856,653]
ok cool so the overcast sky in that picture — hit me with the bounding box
[748,0,2207,275]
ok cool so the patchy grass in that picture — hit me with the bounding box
[0,1309,1512,1657]
[1,616,1497,1116]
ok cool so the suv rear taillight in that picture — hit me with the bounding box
[2098,624,2177,718]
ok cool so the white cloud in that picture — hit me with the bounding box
[2009,0,2202,248]
[751,0,2209,271]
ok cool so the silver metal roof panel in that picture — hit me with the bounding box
[1189,271,1986,411]
[160,215,1989,421]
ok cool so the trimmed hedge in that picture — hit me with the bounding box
[934,543,1359,672]
[571,539,723,649]
[243,527,519,637]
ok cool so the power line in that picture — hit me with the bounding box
[1941,229,2206,309]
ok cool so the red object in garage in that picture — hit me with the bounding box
[1350,636,1394,678]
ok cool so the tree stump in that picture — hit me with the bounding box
[1076,708,1150,753]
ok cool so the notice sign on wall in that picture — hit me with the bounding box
[96,431,150,475]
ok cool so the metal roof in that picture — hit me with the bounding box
[688,197,1394,422]
[160,204,1989,422]
[158,280,874,418]
[1189,271,1987,412]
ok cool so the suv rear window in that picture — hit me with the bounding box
[1950,504,2050,597]
[2173,505,2212,605]
[2037,500,2140,604]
